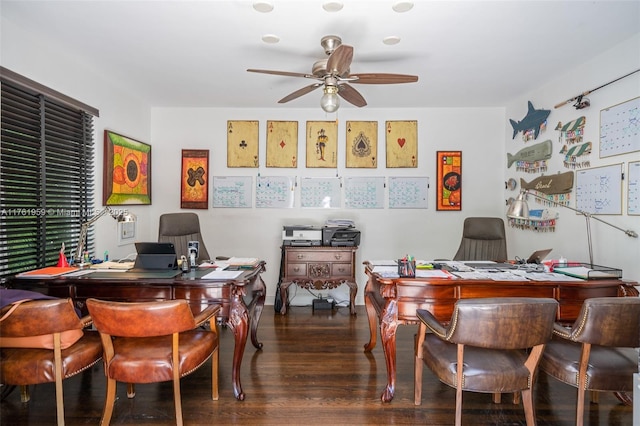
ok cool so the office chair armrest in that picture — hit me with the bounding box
[416,309,446,338]
[551,322,573,340]
[194,304,221,327]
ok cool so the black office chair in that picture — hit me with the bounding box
[158,212,211,262]
[453,217,508,261]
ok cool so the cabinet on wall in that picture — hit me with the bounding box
[279,246,357,315]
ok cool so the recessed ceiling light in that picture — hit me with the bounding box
[323,1,344,12]
[261,34,280,44]
[383,36,401,45]
[392,2,414,13]
[253,2,274,13]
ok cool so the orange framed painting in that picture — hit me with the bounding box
[436,151,462,211]
[103,130,151,205]
[181,149,209,209]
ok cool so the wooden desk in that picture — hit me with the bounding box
[8,264,267,401]
[279,246,357,315]
[362,262,639,402]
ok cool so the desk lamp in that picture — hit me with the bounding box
[507,190,637,266]
[75,207,136,269]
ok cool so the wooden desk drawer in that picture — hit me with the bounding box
[331,263,353,277]
[286,250,351,262]
[286,263,307,277]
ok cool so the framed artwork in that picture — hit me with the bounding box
[436,151,462,211]
[306,121,338,168]
[386,120,417,168]
[103,130,151,205]
[180,149,209,209]
[346,121,377,168]
[227,120,259,167]
[266,120,298,168]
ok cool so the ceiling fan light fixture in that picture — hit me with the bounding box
[383,36,401,45]
[392,2,414,13]
[261,34,280,44]
[320,86,340,113]
[323,1,344,12]
[253,2,274,13]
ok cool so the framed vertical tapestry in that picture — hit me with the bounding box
[306,121,338,168]
[385,120,417,168]
[103,130,151,205]
[266,120,298,168]
[180,149,209,209]
[346,121,377,168]
[227,120,259,167]
[436,151,462,211]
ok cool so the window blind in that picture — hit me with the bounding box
[1,77,96,279]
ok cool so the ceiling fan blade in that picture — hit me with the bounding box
[247,69,316,79]
[326,44,354,76]
[349,73,419,84]
[278,83,323,104]
[338,84,367,107]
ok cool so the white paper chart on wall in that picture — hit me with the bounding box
[300,177,342,208]
[628,161,640,215]
[212,176,252,208]
[388,177,429,209]
[575,164,622,215]
[344,177,385,209]
[256,176,295,208]
[599,97,640,158]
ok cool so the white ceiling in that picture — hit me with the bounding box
[2,1,639,110]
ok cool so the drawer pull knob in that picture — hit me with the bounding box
[334,254,342,260]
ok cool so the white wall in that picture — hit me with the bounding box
[503,33,640,283]
[5,13,637,303]
[149,107,505,305]
[1,17,151,260]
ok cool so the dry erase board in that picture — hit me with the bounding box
[300,177,341,208]
[256,176,295,208]
[575,164,622,215]
[212,176,252,208]
[344,177,385,209]
[388,176,429,209]
[600,97,640,158]
[628,161,640,215]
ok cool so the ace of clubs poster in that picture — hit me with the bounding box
[266,121,298,168]
[227,120,259,168]
[346,121,377,168]
[306,121,337,168]
[386,121,417,168]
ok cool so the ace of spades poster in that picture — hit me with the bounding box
[385,120,417,168]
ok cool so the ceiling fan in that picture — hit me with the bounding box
[247,35,419,112]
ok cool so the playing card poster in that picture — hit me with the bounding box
[346,121,377,168]
[266,120,298,168]
[306,121,338,168]
[227,120,259,167]
[385,120,417,168]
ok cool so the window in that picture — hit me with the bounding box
[1,68,98,279]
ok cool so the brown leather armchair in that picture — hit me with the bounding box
[0,298,103,426]
[158,212,211,262]
[539,297,640,426]
[86,298,220,426]
[414,297,558,426]
[453,217,508,261]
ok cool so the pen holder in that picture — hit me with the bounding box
[398,259,416,278]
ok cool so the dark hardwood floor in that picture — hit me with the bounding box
[1,305,633,425]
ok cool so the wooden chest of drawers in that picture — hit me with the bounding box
[279,246,357,315]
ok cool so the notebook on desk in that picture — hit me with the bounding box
[131,242,178,271]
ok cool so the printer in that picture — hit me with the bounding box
[282,225,322,246]
[322,226,361,247]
